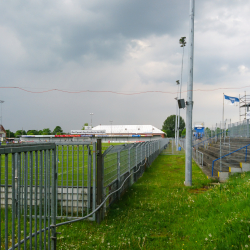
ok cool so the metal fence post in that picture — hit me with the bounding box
[51,147,57,250]
[128,146,131,187]
[117,150,121,199]
[96,139,103,224]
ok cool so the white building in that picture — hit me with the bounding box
[20,125,165,143]
[92,125,165,142]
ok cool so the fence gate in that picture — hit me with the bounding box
[0,143,57,250]
[55,141,96,221]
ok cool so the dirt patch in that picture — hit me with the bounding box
[188,187,210,194]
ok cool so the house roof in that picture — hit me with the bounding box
[92,125,164,134]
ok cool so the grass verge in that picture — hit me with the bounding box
[57,154,250,249]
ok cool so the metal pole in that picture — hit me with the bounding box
[220,121,222,172]
[175,99,178,147]
[247,105,249,138]
[223,93,224,137]
[96,139,103,224]
[176,82,180,151]
[185,0,195,186]
[239,94,241,122]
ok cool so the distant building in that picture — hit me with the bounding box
[92,125,165,142]
[193,122,205,139]
[20,125,165,143]
[0,125,6,142]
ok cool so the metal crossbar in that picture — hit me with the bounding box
[0,143,57,250]
[0,138,169,249]
[212,143,250,176]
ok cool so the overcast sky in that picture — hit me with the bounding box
[1,0,250,133]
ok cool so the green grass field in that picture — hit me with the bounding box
[0,142,123,186]
[56,153,250,250]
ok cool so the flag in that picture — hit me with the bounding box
[224,95,239,106]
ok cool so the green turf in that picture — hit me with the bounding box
[56,154,250,250]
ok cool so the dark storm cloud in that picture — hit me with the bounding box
[0,0,190,68]
[1,0,250,132]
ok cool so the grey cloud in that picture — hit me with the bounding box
[0,0,190,70]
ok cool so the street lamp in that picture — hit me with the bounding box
[0,100,4,127]
[90,113,94,128]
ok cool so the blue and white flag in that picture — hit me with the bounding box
[224,95,239,106]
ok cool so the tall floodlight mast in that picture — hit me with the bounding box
[177,37,186,148]
[175,80,180,150]
[185,0,195,186]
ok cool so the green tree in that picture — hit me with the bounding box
[6,129,15,137]
[42,128,51,135]
[15,130,27,137]
[181,128,186,137]
[27,130,39,135]
[162,115,185,137]
[53,126,63,135]
[82,123,89,130]
[205,127,211,137]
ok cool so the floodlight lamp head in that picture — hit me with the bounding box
[179,37,186,47]
[176,80,180,85]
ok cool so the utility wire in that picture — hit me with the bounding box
[1,85,250,95]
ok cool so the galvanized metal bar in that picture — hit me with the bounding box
[39,150,43,249]
[66,146,69,217]
[51,147,57,250]
[71,145,74,218]
[92,141,96,221]
[0,154,1,249]
[29,151,33,250]
[61,145,64,217]
[48,149,51,250]
[12,153,16,250]
[15,153,18,218]
[77,145,79,217]
[44,150,47,250]
[82,145,84,217]
[96,139,103,223]
[87,146,91,214]
[17,152,21,250]
[117,150,121,199]
[34,151,38,249]
[24,152,28,249]
[21,152,24,216]
[56,147,58,217]
[128,147,131,187]
[5,154,8,250]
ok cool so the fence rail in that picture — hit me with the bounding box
[0,138,168,249]
[0,143,57,250]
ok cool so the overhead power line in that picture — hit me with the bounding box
[1,85,250,95]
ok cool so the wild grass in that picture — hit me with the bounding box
[57,154,250,250]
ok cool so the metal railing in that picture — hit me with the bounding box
[55,142,97,221]
[228,120,250,138]
[211,143,250,176]
[0,143,57,250]
[0,138,169,249]
[102,140,168,212]
[179,139,204,168]
[192,148,203,168]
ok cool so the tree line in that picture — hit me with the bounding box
[5,126,64,138]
